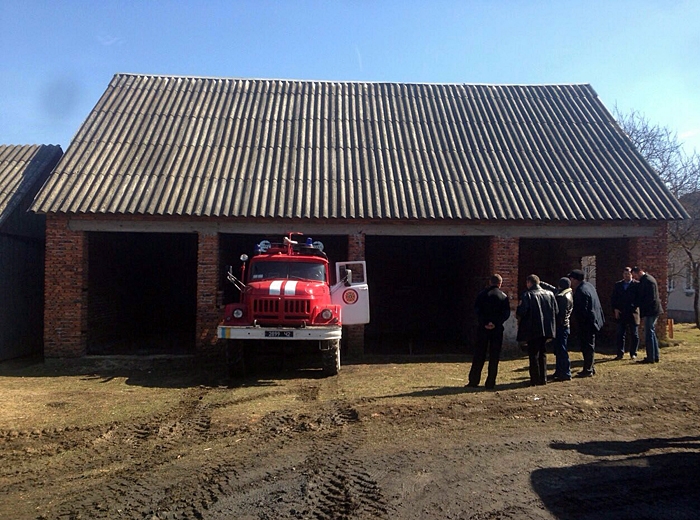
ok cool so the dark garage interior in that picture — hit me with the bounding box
[364,235,482,355]
[86,232,198,355]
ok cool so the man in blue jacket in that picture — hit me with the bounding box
[568,269,605,377]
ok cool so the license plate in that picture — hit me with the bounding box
[265,330,293,338]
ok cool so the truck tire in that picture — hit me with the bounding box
[321,339,340,376]
[226,340,246,379]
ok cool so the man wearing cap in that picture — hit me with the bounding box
[631,266,663,363]
[568,269,605,377]
[541,277,575,381]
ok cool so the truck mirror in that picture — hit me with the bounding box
[240,254,249,262]
[344,268,352,286]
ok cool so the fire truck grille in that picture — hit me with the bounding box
[284,300,311,316]
[252,298,311,319]
[253,299,279,315]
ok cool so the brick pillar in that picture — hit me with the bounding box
[44,215,88,358]
[488,236,519,304]
[629,223,668,338]
[196,232,220,354]
[345,232,366,358]
[488,236,519,349]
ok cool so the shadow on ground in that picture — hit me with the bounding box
[532,436,700,520]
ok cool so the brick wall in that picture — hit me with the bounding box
[488,236,519,350]
[629,223,669,338]
[488,236,519,306]
[196,232,220,354]
[348,232,365,262]
[345,232,366,358]
[44,216,88,357]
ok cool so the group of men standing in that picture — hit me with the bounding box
[467,266,664,389]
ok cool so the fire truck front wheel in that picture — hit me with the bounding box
[226,340,247,379]
[321,339,340,376]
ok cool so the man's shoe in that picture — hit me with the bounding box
[576,371,593,378]
[485,383,495,390]
[614,355,624,360]
[639,358,655,364]
[631,354,637,360]
[466,382,479,388]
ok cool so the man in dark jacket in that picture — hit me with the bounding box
[568,269,605,377]
[631,266,663,363]
[468,274,511,389]
[541,277,575,381]
[516,274,558,386]
[611,267,640,360]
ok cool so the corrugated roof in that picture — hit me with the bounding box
[0,144,62,227]
[31,74,687,221]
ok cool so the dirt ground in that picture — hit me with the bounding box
[1,326,700,520]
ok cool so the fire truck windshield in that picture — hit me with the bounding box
[250,261,326,282]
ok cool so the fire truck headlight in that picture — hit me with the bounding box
[233,309,244,319]
[321,309,333,320]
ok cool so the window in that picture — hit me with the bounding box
[581,256,596,286]
[250,261,327,282]
[668,263,676,292]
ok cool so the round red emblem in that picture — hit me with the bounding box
[342,289,359,305]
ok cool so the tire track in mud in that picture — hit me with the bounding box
[3,384,390,520]
[50,387,316,519]
[0,387,225,519]
[299,431,391,520]
[50,386,222,519]
[208,402,392,520]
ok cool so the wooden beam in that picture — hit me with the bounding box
[67,218,660,238]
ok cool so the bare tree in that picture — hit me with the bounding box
[614,106,699,197]
[614,106,700,326]
[670,190,700,327]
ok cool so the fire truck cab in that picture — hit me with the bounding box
[218,233,369,377]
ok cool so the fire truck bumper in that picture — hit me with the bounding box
[217,326,342,341]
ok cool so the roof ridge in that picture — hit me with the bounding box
[111,73,592,89]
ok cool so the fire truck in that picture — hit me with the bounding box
[218,233,370,377]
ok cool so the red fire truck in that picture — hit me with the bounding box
[218,233,369,377]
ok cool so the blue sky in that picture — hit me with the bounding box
[1,0,699,153]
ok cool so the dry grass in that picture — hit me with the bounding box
[1,323,698,433]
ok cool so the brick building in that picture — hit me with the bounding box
[1,144,62,360]
[30,75,686,359]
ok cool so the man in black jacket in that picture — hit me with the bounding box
[631,266,663,363]
[468,274,511,389]
[541,277,575,381]
[568,269,605,377]
[611,267,640,360]
[516,274,558,386]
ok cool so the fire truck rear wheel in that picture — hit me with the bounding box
[321,339,340,376]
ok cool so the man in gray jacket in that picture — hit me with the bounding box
[517,274,558,386]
